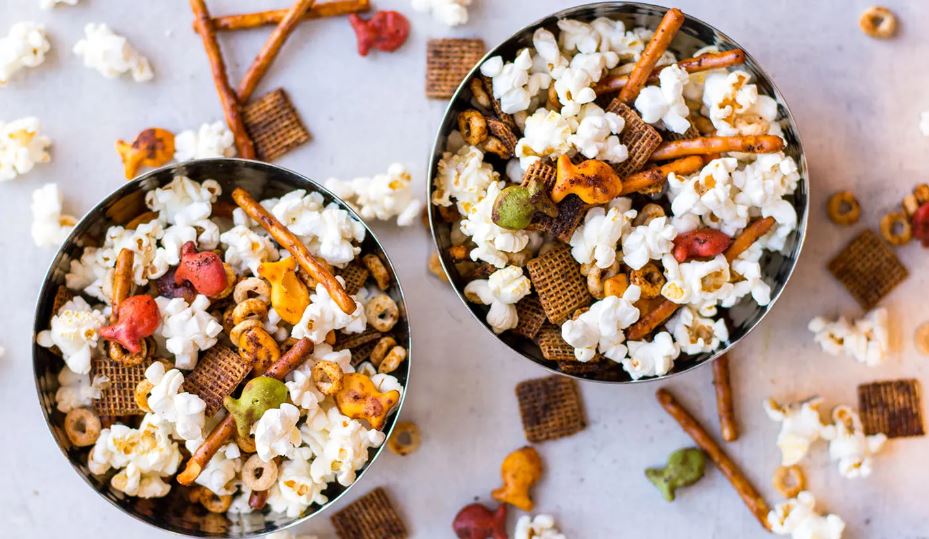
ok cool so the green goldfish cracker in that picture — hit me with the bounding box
[492,178,558,230]
[223,376,289,439]
[645,447,706,501]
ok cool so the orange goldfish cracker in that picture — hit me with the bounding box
[491,446,543,511]
[258,257,310,324]
[335,373,400,431]
[238,326,280,375]
[552,155,623,204]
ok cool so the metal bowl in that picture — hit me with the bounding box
[32,158,411,536]
[427,2,809,383]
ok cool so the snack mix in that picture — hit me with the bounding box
[37,175,407,518]
[431,10,801,380]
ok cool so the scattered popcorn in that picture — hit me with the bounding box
[624,331,681,380]
[173,122,236,161]
[54,367,104,413]
[154,295,223,369]
[433,144,498,215]
[36,296,106,374]
[0,116,52,181]
[194,443,241,495]
[808,308,888,367]
[254,403,302,462]
[764,397,827,466]
[30,183,76,248]
[325,163,423,226]
[621,216,676,270]
[666,305,729,355]
[268,446,328,517]
[568,103,628,162]
[292,280,367,343]
[570,197,636,268]
[73,23,153,82]
[514,109,575,169]
[821,405,887,479]
[40,0,79,8]
[459,181,531,267]
[300,405,386,487]
[515,514,567,539]
[88,414,182,498]
[0,22,50,86]
[635,64,691,134]
[464,266,532,334]
[410,0,470,27]
[144,362,206,442]
[768,491,845,539]
[562,285,641,362]
[703,70,779,136]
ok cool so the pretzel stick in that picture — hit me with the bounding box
[596,49,745,94]
[111,249,135,321]
[626,299,680,341]
[650,135,784,161]
[212,0,370,31]
[618,7,684,103]
[725,217,775,262]
[189,0,256,159]
[249,489,269,510]
[231,188,357,315]
[177,338,313,485]
[620,156,704,195]
[713,354,738,442]
[656,388,771,530]
[237,0,316,102]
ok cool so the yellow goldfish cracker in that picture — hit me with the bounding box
[258,257,310,324]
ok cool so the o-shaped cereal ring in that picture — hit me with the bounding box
[232,298,269,325]
[64,408,101,447]
[880,211,912,245]
[859,6,897,39]
[378,346,407,374]
[366,294,400,332]
[387,421,421,456]
[826,191,861,225]
[772,465,806,499]
[234,277,271,304]
[241,454,278,492]
[312,360,345,396]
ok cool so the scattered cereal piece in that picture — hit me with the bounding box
[828,230,907,310]
[808,308,888,367]
[411,0,471,27]
[763,397,827,466]
[30,183,76,248]
[331,487,407,539]
[604,98,663,177]
[428,251,449,282]
[858,379,924,438]
[184,343,254,417]
[514,514,566,539]
[516,375,586,443]
[491,446,543,511]
[241,88,310,161]
[859,6,897,39]
[767,491,845,539]
[526,244,592,324]
[826,191,860,226]
[879,211,912,245]
[821,405,887,478]
[0,22,50,86]
[452,502,507,539]
[645,447,706,501]
[386,420,421,456]
[426,38,486,99]
[772,465,805,499]
[0,116,51,181]
[73,23,153,82]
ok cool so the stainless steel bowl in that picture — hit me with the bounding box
[33,158,411,536]
[427,2,809,383]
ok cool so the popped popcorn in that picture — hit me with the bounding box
[267,446,328,517]
[515,109,575,169]
[569,197,636,268]
[325,163,423,226]
[552,66,597,117]
[821,405,887,479]
[0,22,50,86]
[621,216,676,270]
[703,70,779,136]
[144,362,206,442]
[410,0,471,27]
[635,64,691,134]
[464,266,532,334]
[154,295,223,369]
[40,0,79,8]
[253,403,303,462]
[433,144,499,214]
[305,204,367,267]
[667,158,748,237]
[64,247,113,303]
[104,221,171,285]
[562,285,641,362]
[173,122,236,161]
[219,224,280,275]
[459,181,531,267]
[480,49,548,114]
[36,296,106,374]
[0,116,51,181]
[285,344,353,412]
[88,414,182,498]
[589,17,646,59]
[300,405,386,487]
[660,254,734,308]
[624,331,681,380]
[764,397,827,466]
[768,492,845,539]
[666,305,729,355]
[292,280,367,343]
[30,183,76,248]
[194,443,241,495]
[568,103,628,163]
[73,23,153,82]
[809,308,888,367]
[54,367,104,413]
[515,514,567,539]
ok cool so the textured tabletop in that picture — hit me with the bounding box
[1,0,927,537]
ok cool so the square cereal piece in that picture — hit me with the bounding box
[512,296,546,340]
[858,379,924,438]
[516,375,586,443]
[51,285,74,316]
[526,245,592,324]
[549,195,590,242]
[242,88,311,161]
[521,159,557,192]
[426,38,485,99]
[605,98,663,177]
[336,330,383,366]
[337,262,371,295]
[828,230,908,310]
[535,325,578,361]
[332,487,407,539]
[183,343,253,417]
[91,355,149,417]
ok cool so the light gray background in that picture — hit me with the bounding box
[1,0,927,537]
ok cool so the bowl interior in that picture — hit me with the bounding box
[33,159,411,536]
[428,2,809,383]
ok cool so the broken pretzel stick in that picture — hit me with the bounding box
[725,217,775,263]
[626,298,680,341]
[620,156,704,195]
[618,7,685,103]
[232,188,357,315]
[713,354,738,442]
[596,49,745,95]
[189,0,256,159]
[177,338,313,485]
[656,388,771,530]
[212,0,370,31]
[237,0,316,103]
[650,135,784,161]
[111,249,135,321]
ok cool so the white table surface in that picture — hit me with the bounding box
[1,0,928,537]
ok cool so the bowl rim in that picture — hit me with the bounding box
[425,1,810,384]
[31,157,413,537]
